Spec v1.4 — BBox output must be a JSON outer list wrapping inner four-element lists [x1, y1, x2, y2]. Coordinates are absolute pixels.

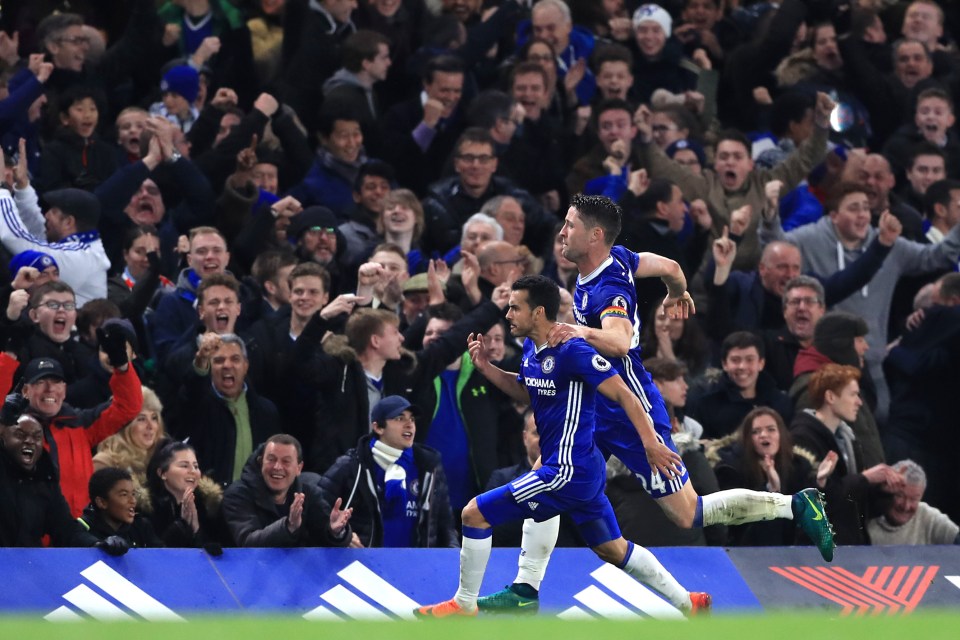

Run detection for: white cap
[[632, 4, 672, 37]]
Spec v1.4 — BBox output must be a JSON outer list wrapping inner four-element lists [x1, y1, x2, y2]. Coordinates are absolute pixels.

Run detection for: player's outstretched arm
[[548, 316, 633, 358], [597, 376, 683, 478], [468, 333, 529, 404]]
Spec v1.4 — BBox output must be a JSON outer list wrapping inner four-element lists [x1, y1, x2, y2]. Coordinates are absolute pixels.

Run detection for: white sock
[[701, 489, 793, 526], [621, 543, 690, 611], [514, 517, 559, 590], [454, 533, 492, 610]]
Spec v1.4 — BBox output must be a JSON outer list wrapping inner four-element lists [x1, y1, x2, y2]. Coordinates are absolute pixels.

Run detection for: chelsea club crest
[[542, 356, 555, 373]]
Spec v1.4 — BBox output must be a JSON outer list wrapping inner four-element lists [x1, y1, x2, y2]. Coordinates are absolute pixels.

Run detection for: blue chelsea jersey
[[572, 245, 669, 425], [518, 337, 617, 483]]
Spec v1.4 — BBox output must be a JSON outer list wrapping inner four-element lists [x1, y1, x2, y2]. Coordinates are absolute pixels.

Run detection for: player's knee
[[461, 499, 486, 527]]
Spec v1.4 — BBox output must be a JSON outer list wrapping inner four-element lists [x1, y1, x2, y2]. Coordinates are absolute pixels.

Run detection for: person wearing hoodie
[[790, 311, 885, 471], [78, 467, 163, 549], [321, 396, 458, 548], [222, 434, 354, 547], [322, 30, 391, 158], [761, 179, 960, 424], [790, 363, 904, 545]]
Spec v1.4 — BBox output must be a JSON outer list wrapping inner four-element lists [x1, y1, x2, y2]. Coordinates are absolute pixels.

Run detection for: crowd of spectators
[[0, 0, 957, 552]]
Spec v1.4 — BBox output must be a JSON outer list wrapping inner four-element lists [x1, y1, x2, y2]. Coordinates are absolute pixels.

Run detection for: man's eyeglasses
[[784, 297, 821, 308], [457, 154, 495, 164], [38, 301, 77, 311], [307, 226, 337, 235]]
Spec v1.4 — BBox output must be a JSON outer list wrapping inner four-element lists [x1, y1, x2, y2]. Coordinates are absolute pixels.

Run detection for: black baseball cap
[[22, 358, 65, 385], [43, 188, 101, 228]]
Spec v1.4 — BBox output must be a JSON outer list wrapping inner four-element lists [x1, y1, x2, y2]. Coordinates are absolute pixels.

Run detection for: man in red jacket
[[16, 324, 142, 516]]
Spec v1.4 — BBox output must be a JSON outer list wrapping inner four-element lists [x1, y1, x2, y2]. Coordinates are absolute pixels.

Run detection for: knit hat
[[632, 4, 672, 37], [812, 311, 868, 367], [10, 250, 58, 276], [160, 65, 200, 104], [288, 206, 338, 239], [666, 139, 707, 167]]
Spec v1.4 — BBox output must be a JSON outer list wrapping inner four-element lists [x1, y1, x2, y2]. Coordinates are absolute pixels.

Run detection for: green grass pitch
[[4, 612, 960, 640]]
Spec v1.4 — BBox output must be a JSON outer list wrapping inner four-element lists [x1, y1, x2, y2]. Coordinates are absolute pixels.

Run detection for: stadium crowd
[[0, 0, 957, 553]]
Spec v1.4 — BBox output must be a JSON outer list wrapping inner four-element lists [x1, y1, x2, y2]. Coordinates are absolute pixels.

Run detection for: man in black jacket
[[321, 396, 458, 548], [223, 435, 353, 547], [168, 333, 279, 486], [0, 403, 99, 548]]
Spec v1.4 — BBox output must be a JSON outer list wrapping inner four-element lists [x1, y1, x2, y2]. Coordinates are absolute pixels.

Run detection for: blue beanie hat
[[10, 250, 58, 276], [161, 65, 200, 104]]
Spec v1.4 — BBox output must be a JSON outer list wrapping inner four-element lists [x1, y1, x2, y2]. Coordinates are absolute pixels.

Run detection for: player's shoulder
[[557, 339, 615, 375]]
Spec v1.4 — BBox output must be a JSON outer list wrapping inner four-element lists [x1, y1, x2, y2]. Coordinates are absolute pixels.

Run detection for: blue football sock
[[693, 495, 704, 528]]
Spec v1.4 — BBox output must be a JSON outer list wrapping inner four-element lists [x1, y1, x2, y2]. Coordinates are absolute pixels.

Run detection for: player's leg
[[604, 419, 835, 560], [416, 485, 527, 618], [415, 497, 490, 617], [582, 499, 711, 615], [476, 516, 557, 613]]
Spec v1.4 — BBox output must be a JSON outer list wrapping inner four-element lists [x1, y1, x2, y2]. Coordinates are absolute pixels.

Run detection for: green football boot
[[793, 488, 836, 562], [476, 584, 540, 614]]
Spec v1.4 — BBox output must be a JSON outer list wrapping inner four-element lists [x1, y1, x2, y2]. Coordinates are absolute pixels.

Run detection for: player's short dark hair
[[721, 331, 765, 361], [633, 179, 676, 218], [89, 467, 132, 505], [512, 275, 560, 321], [570, 194, 622, 246], [922, 178, 960, 219], [769, 90, 815, 138], [342, 30, 390, 73], [354, 160, 395, 193]]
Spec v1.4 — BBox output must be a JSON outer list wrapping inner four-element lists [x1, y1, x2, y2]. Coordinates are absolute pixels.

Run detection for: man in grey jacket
[[760, 182, 960, 422]]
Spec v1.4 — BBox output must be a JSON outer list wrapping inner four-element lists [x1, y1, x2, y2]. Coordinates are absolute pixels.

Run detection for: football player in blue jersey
[[477, 195, 835, 613], [414, 275, 711, 618]]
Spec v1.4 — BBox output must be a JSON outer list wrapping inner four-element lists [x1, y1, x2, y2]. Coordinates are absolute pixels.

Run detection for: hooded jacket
[[222, 444, 352, 547], [321, 435, 458, 548], [0, 446, 99, 547]]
